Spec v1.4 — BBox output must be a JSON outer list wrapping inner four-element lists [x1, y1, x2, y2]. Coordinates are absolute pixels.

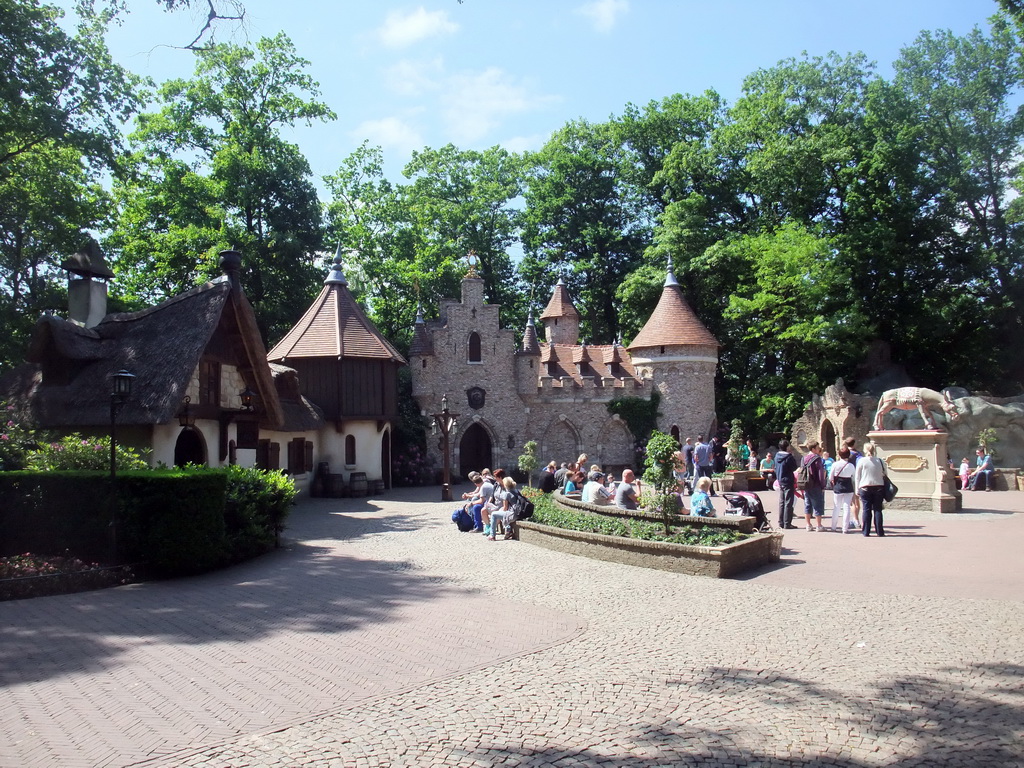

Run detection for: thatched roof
[[0, 276, 284, 429], [270, 363, 325, 432]]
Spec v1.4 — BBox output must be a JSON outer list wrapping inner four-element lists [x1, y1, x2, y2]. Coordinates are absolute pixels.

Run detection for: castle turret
[[540, 277, 580, 345], [516, 309, 541, 396], [627, 260, 719, 439]]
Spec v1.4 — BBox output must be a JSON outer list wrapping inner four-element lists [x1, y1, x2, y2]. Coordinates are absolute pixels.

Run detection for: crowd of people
[[453, 437, 1001, 540]]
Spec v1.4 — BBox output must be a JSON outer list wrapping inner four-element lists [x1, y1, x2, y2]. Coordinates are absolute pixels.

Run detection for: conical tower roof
[[539, 277, 579, 320], [409, 304, 434, 357], [267, 250, 406, 363], [520, 310, 540, 354], [627, 262, 718, 351]]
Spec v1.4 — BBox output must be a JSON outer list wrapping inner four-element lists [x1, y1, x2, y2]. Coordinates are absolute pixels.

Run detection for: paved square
[[1, 488, 1022, 767]]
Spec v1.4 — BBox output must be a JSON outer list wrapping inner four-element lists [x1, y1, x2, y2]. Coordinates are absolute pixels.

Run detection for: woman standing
[[828, 447, 858, 532], [854, 442, 888, 537]]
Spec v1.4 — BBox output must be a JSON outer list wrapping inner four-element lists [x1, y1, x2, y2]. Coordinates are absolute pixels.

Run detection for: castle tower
[[515, 310, 541, 396], [627, 261, 719, 440], [539, 277, 580, 345], [409, 304, 434, 398]]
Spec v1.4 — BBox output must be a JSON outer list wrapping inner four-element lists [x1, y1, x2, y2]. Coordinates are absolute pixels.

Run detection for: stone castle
[[410, 263, 719, 478]]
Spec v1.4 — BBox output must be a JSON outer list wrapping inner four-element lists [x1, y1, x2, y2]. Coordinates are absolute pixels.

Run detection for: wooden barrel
[[349, 472, 368, 497], [327, 474, 347, 498], [369, 479, 385, 496]]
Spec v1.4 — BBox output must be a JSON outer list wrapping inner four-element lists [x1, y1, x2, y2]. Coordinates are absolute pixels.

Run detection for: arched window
[[345, 435, 356, 466], [670, 425, 681, 445], [468, 332, 482, 363]]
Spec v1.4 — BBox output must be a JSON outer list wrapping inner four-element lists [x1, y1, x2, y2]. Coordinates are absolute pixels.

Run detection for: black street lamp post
[[431, 393, 459, 502], [109, 369, 135, 480]]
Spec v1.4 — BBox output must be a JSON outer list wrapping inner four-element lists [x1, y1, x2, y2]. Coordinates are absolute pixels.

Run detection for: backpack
[[796, 456, 815, 491], [510, 490, 535, 521], [451, 508, 475, 532]]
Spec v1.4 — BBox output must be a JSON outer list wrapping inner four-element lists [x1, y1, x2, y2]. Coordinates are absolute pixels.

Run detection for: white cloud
[[376, 7, 458, 49], [575, 0, 629, 33], [442, 67, 556, 145], [351, 117, 424, 156], [384, 57, 445, 96]]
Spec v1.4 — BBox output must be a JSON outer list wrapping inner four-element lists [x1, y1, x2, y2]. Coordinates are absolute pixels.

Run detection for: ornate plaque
[[886, 453, 928, 472], [467, 386, 485, 410]]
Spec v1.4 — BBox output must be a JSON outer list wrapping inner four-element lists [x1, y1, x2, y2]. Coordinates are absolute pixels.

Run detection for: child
[[959, 457, 970, 490], [689, 476, 716, 517]]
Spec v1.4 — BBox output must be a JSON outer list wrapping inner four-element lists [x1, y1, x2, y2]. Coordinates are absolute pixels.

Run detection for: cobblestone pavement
[[3, 488, 1024, 767]]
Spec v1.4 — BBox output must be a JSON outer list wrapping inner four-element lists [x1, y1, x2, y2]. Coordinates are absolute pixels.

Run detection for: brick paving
[[2, 487, 1023, 767]]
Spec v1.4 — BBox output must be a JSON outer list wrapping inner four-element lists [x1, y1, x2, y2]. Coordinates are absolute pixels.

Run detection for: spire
[[409, 303, 435, 357], [521, 309, 540, 354], [665, 255, 679, 287], [325, 243, 348, 285]]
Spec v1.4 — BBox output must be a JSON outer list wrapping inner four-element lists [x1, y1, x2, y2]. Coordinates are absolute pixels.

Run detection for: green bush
[[118, 470, 228, 575], [221, 465, 297, 562], [25, 434, 148, 472]]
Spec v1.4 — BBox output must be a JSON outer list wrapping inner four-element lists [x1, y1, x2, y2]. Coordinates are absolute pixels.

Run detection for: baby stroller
[[722, 491, 770, 531]]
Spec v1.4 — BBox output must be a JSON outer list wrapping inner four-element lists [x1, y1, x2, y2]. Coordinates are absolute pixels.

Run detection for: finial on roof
[[325, 243, 349, 285], [556, 275, 565, 286], [415, 303, 424, 324], [526, 309, 535, 326], [665, 254, 679, 287]]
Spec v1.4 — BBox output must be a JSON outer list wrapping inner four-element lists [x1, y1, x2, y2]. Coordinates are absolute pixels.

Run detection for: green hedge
[[528, 490, 746, 547], [0, 467, 296, 577]]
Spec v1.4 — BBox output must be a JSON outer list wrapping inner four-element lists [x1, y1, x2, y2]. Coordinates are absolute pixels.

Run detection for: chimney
[[219, 248, 242, 290], [62, 239, 114, 329]]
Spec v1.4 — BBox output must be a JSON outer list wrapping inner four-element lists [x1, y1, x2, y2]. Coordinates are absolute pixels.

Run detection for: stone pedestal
[[869, 430, 962, 513]]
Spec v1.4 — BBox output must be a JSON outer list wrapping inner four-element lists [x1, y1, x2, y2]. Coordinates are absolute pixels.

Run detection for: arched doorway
[[381, 429, 392, 489], [459, 422, 492, 478], [174, 427, 207, 466], [820, 419, 837, 456]]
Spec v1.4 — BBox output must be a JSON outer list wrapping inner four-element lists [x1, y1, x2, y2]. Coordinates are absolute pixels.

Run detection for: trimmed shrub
[[221, 465, 296, 562]]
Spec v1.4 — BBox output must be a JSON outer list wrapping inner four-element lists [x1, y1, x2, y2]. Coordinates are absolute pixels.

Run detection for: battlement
[[536, 375, 648, 397]]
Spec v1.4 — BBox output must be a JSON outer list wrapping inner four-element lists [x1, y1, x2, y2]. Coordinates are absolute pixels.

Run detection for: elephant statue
[[873, 387, 960, 431]]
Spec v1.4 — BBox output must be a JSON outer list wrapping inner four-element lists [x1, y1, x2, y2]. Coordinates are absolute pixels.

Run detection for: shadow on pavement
[[0, 506, 456, 687]]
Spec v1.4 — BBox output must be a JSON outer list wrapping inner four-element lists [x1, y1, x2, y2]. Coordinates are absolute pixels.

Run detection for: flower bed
[[519, 490, 782, 578], [0, 554, 135, 602]]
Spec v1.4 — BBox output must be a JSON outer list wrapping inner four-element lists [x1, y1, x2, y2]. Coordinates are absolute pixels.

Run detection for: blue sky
[[103, 0, 998, 182]]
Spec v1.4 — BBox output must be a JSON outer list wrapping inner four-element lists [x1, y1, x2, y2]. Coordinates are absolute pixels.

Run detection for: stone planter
[[516, 521, 783, 578], [712, 475, 735, 493], [1016, 475, 1024, 491]]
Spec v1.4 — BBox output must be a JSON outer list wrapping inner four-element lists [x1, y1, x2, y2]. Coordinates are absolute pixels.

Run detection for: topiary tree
[[518, 440, 539, 487], [727, 418, 744, 468], [642, 430, 679, 535]]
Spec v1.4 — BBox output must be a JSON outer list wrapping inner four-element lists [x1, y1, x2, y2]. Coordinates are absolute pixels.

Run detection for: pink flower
[[1, 435, 7, 441]]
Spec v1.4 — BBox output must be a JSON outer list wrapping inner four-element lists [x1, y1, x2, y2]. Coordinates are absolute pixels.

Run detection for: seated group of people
[[457, 468, 520, 540], [557, 462, 642, 510]]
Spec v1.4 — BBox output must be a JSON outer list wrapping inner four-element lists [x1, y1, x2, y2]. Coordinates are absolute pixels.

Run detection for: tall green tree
[[108, 33, 334, 341], [403, 144, 526, 327], [522, 120, 649, 343]]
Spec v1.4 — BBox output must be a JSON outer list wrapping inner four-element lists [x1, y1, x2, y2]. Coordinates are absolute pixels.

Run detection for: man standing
[[614, 468, 641, 510], [775, 440, 799, 529], [694, 434, 713, 488], [682, 437, 695, 490], [801, 441, 827, 531]]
